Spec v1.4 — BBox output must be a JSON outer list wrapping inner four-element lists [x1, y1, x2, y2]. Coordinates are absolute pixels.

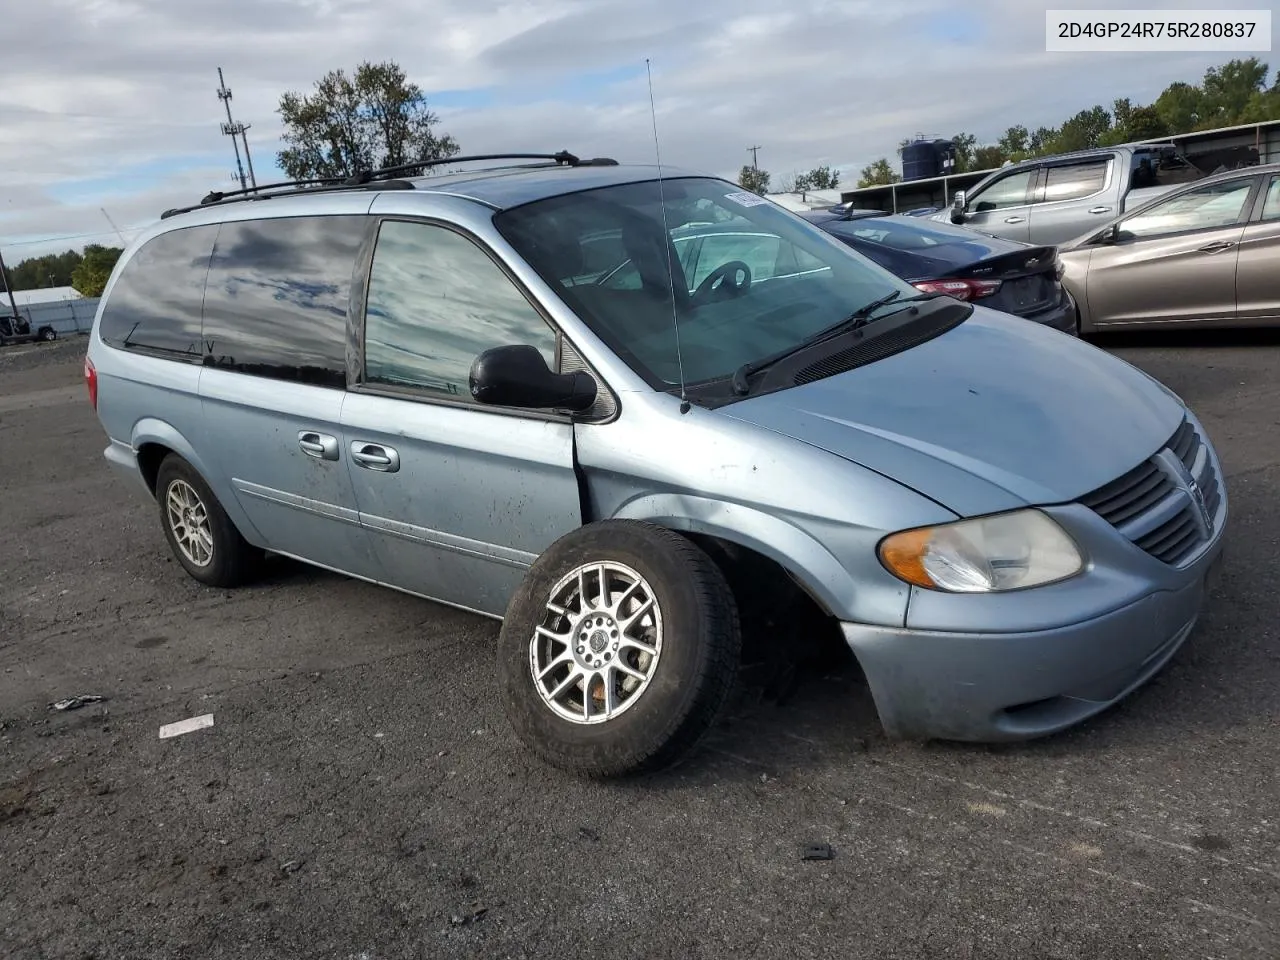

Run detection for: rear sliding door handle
[[1003, 216, 1026, 224], [350, 441, 400, 473], [298, 431, 339, 461], [1197, 240, 1236, 254]]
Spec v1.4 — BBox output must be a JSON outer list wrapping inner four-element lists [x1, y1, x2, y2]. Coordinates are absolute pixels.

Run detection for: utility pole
[[216, 68, 255, 191], [747, 145, 761, 170], [0, 248, 20, 320]]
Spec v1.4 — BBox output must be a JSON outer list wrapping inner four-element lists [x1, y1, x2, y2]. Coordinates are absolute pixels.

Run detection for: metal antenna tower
[[216, 68, 257, 190]]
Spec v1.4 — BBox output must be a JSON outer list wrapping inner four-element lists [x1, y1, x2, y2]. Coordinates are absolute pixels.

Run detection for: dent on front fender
[[607, 492, 912, 627]]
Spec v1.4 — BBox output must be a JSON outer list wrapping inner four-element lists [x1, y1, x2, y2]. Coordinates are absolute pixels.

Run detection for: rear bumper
[[104, 440, 152, 498], [1019, 291, 1077, 333], [841, 540, 1224, 742]]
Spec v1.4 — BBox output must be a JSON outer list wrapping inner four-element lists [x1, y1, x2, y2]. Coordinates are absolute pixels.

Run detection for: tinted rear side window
[[1042, 160, 1109, 203], [202, 215, 366, 388], [98, 225, 218, 360]]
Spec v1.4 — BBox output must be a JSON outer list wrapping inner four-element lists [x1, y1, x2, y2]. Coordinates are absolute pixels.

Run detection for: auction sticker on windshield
[[724, 191, 770, 207]]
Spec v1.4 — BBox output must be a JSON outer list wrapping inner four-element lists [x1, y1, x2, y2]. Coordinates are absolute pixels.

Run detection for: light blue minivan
[[85, 152, 1227, 776]]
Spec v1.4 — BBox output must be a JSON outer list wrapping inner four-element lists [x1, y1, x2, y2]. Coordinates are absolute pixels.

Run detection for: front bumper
[[842, 534, 1225, 743]]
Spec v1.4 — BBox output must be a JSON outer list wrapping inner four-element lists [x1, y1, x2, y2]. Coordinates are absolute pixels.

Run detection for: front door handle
[[350, 441, 400, 473], [1197, 240, 1236, 254], [1004, 216, 1026, 224], [298, 431, 339, 461], [1089, 206, 1112, 214]]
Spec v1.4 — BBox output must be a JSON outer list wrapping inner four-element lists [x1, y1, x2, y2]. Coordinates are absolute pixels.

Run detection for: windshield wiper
[[730, 289, 916, 396]]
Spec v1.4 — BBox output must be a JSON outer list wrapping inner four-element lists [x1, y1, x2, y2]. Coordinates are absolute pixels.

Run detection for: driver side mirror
[[950, 190, 967, 223], [469, 344, 597, 412], [1095, 223, 1121, 245]]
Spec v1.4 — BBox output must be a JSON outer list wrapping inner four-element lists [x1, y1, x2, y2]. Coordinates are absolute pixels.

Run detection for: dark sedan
[[799, 208, 1078, 334]]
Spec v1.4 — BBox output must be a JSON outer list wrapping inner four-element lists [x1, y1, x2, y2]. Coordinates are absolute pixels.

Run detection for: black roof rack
[[160, 150, 619, 220]]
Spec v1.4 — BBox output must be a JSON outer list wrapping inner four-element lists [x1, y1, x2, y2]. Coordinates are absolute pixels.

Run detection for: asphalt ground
[[1, 331, 1277, 960]]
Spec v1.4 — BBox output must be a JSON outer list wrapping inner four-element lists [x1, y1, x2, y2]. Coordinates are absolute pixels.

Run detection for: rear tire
[[497, 520, 741, 778], [155, 454, 261, 588]]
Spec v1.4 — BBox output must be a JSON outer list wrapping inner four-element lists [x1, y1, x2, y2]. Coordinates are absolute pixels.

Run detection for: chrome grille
[[1079, 417, 1221, 566]]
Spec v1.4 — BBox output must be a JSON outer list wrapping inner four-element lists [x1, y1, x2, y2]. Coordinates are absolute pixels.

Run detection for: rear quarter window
[[201, 215, 367, 388], [98, 225, 219, 360]]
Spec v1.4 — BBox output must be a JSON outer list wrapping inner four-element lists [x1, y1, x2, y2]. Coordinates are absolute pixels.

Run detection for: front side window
[[363, 220, 557, 400], [493, 177, 917, 391], [1041, 159, 1109, 203], [970, 170, 1035, 212], [1119, 179, 1255, 239]]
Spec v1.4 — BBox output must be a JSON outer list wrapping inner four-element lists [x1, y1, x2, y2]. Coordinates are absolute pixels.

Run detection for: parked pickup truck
[[932, 145, 1206, 247]]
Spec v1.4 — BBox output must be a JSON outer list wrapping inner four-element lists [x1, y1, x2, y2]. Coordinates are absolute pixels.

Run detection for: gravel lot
[[2, 331, 1277, 960]]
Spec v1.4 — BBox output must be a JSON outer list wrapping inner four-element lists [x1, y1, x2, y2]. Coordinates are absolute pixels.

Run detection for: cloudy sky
[[1, 0, 1275, 264]]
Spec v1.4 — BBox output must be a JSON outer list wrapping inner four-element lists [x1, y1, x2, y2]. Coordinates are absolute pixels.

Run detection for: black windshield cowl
[[731, 290, 931, 397]]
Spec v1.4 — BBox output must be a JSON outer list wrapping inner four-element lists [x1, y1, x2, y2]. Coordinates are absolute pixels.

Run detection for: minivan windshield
[[493, 177, 919, 392]]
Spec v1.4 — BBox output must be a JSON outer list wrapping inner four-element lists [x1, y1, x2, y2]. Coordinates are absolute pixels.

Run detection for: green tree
[[857, 158, 900, 188], [794, 165, 841, 191], [277, 60, 459, 180], [972, 145, 1007, 169], [1049, 105, 1112, 152], [3, 250, 83, 291], [1126, 105, 1169, 140], [1154, 81, 1205, 134], [949, 132, 978, 172], [70, 245, 122, 298], [997, 125, 1030, 159], [738, 165, 771, 194], [1027, 126, 1058, 156], [1200, 57, 1270, 127], [1237, 70, 1280, 122]]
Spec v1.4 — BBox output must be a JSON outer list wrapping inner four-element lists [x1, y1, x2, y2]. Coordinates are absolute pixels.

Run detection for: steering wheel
[[692, 260, 752, 304]]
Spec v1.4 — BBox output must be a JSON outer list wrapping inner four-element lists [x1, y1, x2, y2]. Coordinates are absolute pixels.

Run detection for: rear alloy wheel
[[498, 521, 741, 778], [155, 454, 261, 588]]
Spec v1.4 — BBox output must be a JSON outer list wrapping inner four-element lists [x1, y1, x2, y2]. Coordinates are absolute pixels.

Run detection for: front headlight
[[878, 509, 1084, 593]]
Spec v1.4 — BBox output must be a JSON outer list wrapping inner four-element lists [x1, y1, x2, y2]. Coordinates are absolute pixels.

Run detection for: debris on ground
[[449, 906, 489, 926], [49, 695, 106, 712], [158, 713, 214, 739], [801, 843, 835, 861]]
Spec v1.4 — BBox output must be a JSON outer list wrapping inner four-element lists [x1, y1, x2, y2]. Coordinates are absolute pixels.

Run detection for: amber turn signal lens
[[878, 528, 936, 589]]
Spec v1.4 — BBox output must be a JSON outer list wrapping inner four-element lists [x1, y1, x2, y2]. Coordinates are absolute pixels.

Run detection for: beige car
[[1058, 162, 1280, 333]]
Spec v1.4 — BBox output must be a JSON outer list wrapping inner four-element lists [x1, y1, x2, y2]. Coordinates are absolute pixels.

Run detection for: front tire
[[497, 520, 741, 778], [39, 326, 57, 342], [155, 454, 261, 588]]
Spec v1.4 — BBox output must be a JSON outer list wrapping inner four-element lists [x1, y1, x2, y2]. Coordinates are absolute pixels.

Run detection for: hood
[[721, 306, 1184, 517]]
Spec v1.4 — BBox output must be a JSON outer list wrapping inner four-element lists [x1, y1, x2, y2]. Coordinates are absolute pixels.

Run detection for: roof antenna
[[645, 58, 691, 415]]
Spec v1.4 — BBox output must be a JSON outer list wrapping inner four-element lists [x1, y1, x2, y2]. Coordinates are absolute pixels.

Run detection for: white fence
[[10, 297, 100, 336]]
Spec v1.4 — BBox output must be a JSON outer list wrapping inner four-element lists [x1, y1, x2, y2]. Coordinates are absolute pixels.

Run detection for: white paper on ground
[[158, 713, 215, 739]]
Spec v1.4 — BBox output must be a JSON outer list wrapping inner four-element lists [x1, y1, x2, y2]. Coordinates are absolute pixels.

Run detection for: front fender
[[609, 492, 905, 624], [130, 417, 266, 547]]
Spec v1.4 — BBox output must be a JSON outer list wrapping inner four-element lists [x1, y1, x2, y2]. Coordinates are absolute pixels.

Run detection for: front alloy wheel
[[531, 562, 663, 724], [498, 520, 741, 778]]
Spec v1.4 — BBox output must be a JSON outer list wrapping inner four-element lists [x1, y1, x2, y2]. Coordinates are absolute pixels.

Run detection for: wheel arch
[[130, 418, 266, 547], [607, 493, 857, 622]]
